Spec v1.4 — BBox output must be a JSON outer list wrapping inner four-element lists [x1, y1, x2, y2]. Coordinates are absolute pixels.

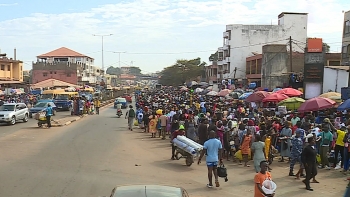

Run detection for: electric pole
[[93, 34, 113, 75], [289, 36, 293, 72]]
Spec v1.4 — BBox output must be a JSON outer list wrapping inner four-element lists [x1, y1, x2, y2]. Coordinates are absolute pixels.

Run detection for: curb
[[52, 99, 115, 127]]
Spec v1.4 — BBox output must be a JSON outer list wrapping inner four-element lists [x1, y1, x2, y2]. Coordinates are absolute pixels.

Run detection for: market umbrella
[[328, 96, 342, 103], [218, 89, 231, 97], [206, 86, 213, 90], [186, 81, 198, 87], [277, 97, 305, 110], [199, 82, 209, 86], [262, 92, 289, 102], [276, 88, 303, 97], [234, 89, 244, 94], [245, 91, 271, 102], [239, 92, 253, 100], [319, 92, 341, 98], [200, 89, 210, 95], [207, 91, 218, 96], [229, 92, 241, 99], [337, 99, 350, 111], [298, 97, 336, 113], [180, 86, 188, 91]]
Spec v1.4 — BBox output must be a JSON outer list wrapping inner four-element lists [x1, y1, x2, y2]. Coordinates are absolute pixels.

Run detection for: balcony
[[223, 44, 229, 51], [218, 47, 224, 52], [225, 57, 230, 62], [223, 31, 229, 38]]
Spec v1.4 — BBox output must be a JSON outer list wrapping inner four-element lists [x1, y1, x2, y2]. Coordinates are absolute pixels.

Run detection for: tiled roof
[[31, 79, 76, 88], [37, 47, 92, 59]]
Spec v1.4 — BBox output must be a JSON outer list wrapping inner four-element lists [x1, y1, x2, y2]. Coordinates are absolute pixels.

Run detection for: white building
[[80, 65, 104, 84], [218, 12, 308, 80]]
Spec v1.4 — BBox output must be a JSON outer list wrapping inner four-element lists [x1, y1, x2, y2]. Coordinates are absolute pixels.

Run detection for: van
[[54, 92, 78, 111]]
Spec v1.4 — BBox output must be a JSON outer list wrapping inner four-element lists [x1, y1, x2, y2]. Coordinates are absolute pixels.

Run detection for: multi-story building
[[32, 47, 102, 85], [342, 10, 350, 65], [218, 12, 308, 80], [0, 52, 23, 82]]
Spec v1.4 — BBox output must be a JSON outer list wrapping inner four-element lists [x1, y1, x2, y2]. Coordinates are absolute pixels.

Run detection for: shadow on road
[[152, 160, 195, 172]]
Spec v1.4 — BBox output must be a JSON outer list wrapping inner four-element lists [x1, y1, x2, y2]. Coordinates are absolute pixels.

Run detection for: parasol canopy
[[337, 99, 350, 111], [218, 89, 231, 97], [245, 91, 271, 102], [298, 97, 336, 113], [319, 92, 341, 98], [262, 93, 289, 102], [195, 88, 203, 93], [207, 91, 218, 96], [277, 97, 305, 110], [276, 88, 303, 97], [229, 92, 241, 99], [239, 92, 253, 100]]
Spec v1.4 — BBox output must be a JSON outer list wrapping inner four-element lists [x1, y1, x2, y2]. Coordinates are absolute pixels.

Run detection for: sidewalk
[[50, 99, 115, 127]]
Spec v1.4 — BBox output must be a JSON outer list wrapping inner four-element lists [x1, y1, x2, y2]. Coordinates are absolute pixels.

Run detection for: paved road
[[0, 111, 71, 136], [0, 106, 347, 197]]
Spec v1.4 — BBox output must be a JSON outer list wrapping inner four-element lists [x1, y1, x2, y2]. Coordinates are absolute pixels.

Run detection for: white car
[[0, 103, 29, 125]]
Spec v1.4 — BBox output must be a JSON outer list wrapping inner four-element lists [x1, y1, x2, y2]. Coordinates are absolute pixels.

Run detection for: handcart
[[175, 147, 196, 166], [34, 112, 57, 128]]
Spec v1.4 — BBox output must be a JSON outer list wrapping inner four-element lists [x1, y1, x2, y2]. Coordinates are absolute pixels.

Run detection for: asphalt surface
[[0, 111, 71, 135], [0, 106, 347, 197]]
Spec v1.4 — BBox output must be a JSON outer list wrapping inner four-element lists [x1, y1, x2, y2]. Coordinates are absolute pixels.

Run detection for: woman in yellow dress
[[149, 113, 158, 138], [262, 128, 274, 171]]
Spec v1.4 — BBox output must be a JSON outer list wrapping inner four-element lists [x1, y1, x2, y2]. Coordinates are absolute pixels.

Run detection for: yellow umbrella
[[319, 92, 341, 98], [328, 96, 342, 103], [156, 109, 163, 115], [277, 97, 305, 110]]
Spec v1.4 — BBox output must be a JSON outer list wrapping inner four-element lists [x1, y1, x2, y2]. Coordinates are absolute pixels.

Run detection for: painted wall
[[220, 13, 307, 79], [32, 70, 78, 85], [323, 68, 348, 93]]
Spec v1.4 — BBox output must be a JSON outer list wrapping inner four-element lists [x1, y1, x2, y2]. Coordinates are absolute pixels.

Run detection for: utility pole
[[93, 34, 113, 75], [111, 51, 126, 67], [289, 36, 293, 72]]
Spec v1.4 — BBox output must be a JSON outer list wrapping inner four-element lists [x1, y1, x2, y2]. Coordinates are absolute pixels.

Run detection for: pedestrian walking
[[301, 136, 318, 191], [94, 98, 101, 115], [198, 130, 223, 188], [125, 105, 135, 131]]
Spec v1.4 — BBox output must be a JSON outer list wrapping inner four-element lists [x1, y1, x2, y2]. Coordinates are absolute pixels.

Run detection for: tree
[[129, 67, 142, 75], [158, 58, 207, 86], [323, 43, 330, 53], [106, 66, 121, 75]]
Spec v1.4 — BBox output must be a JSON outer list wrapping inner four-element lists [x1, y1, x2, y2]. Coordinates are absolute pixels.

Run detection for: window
[[50, 71, 53, 74], [7, 65, 10, 71], [54, 71, 57, 74], [344, 20, 350, 35], [343, 46, 348, 58], [0, 65, 4, 71], [43, 72, 47, 77], [20, 66, 22, 71], [67, 73, 71, 77]]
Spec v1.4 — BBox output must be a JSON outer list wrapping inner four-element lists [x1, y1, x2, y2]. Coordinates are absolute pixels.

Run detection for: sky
[[0, 0, 349, 73]]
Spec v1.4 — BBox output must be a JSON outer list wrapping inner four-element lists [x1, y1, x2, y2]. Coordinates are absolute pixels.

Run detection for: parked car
[[114, 97, 127, 109], [108, 185, 189, 197], [29, 102, 57, 118], [0, 103, 29, 125]]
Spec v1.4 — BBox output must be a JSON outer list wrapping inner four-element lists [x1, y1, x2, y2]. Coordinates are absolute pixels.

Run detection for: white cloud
[[0, 3, 18, 6], [0, 0, 349, 72]]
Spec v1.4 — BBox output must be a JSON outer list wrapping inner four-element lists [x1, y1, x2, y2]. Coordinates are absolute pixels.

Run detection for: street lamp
[[93, 34, 113, 75], [111, 51, 126, 67]]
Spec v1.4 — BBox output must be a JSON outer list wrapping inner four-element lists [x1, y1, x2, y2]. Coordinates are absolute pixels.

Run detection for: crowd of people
[[125, 86, 350, 196]]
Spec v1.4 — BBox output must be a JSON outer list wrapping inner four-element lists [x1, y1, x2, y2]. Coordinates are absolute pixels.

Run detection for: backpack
[[128, 109, 135, 118]]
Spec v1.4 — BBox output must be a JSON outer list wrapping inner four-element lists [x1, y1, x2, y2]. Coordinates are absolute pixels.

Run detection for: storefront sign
[[307, 38, 323, 53], [303, 64, 324, 82], [305, 53, 324, 64]]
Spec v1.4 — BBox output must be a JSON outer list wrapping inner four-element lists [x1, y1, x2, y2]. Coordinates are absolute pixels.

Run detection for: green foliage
[[106, 66, 121, 75], [158, 58, 207, 86], [323, 43, 330, 53], [129, 67, 142, 75], [209, 51, 218, 61]]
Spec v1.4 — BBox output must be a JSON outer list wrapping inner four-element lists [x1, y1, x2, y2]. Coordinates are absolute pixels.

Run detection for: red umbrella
[[218, 89, 231, 97], [276, 88, 303, 97], [262, 93, 289, 102], [298, 97, 336, 113], [245, 91, 271, 102]]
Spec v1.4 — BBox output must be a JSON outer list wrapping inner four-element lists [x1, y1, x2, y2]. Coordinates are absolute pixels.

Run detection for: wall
[[224, 13, 307, 79], [0, 59, 23, 81], [323, 68, 348, 93], [32, 69, 78, 84], [261, 45, 289, 90], [342, 10, 350, 65]]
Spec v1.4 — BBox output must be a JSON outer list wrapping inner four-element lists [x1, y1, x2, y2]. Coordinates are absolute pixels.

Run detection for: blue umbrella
[[337, 99, 350, 111], [239, 92, 253, 100], [272, 88, 282, 92]]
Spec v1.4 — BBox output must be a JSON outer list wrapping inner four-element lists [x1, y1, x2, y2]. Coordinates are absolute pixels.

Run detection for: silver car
[[109, 185, 190, 197], [0, 103, 29, 125]]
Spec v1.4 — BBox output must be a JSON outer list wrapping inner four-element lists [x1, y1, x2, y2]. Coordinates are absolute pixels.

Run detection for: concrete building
[[205, 62, 218, 84], [32, 47, 102, 85], [218, 12, 308, 80], [0, 52, 23, 82], [342, 10, 350, 65]]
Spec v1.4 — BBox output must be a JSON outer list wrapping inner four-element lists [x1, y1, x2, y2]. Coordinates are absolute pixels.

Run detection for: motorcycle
[[116, 109, 123, 118]]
